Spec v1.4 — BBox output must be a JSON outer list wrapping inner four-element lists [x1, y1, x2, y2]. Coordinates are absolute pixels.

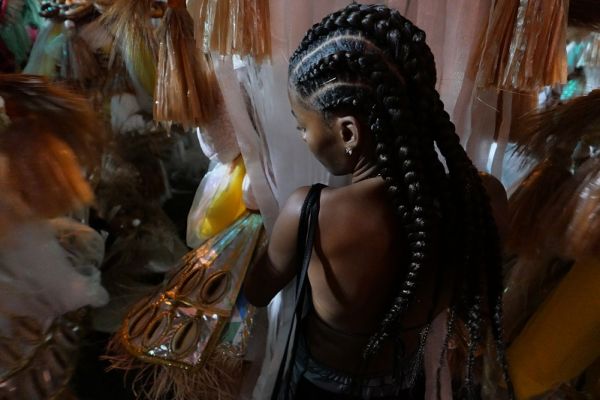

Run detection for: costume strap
[[271, 183, 325, 400]]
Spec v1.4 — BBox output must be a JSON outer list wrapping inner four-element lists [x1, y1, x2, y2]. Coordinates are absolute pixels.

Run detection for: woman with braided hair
[[245, 4, 513, 399]]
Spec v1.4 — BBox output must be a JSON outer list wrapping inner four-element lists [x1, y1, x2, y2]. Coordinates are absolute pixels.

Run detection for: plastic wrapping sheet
[[23, 20, 64, 77], [212, 57, 278, 232], [195, 93, 241, 163], [186, 157, 247, 248], [0, 222, 109, 323], [49, 217, 105, 281]]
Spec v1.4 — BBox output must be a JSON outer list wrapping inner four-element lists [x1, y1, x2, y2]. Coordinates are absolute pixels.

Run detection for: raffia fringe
[[513, 89, 600, 159], [189, 0, 271, 61], [153, 2, 219, 129], [475, 0, 567, 91], [507, 157, 572, 256], [105, 335, 243, 400]]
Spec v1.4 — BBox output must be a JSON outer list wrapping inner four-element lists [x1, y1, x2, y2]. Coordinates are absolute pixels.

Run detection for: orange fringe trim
[[475, 0, 567, 90], [189, 0, 271, 61], [105, 335, 243, 400], [153, 1, 219, 129]]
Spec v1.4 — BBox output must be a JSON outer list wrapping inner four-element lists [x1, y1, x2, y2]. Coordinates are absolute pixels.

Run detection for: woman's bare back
[[305, 178, 448, 374]]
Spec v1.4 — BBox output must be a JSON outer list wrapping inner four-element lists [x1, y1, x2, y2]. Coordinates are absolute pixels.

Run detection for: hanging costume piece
[[507, 256, 600, 399], [107, 212, 265, 400], [99, 0, 159, 96], [0, 74, 103, 220], [153, 0, 219, 129], [0, 0, 41, 70], [476, 0, 568, 91], [0, 73, 109, 398], [504, 89, 600, 398], [514, 89, 600, 161], [504, 155, 572, 257], [60, 20, 101, 89], [0, 218, 109, 399], [188, 0, 271, 61]]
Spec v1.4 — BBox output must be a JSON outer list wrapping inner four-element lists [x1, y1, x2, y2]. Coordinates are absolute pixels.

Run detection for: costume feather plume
[[0, 74, 103, 165], [153, 0, 218, 129], [542, 157, 600, 258], [0, 74, 104, 218], [506, 157, 573, 256], [476, 0, 568, 90], [569, 0, 600, 30], [513, 89, 600, 160], [99, 0, 158, 96]]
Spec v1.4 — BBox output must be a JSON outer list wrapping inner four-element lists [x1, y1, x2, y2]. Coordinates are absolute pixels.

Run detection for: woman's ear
[[334, 115, 361, 153]]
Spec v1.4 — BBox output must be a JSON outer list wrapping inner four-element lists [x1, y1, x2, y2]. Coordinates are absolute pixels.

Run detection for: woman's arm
[[243, 187, 310, 306]]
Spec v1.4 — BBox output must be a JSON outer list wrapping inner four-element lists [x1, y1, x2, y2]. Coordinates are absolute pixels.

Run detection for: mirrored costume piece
[[109, 212, 265, 400]]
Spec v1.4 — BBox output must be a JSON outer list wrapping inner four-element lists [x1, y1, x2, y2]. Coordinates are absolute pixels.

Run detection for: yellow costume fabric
[[507, 256, 600, 399], [198, 157, 247, 240]]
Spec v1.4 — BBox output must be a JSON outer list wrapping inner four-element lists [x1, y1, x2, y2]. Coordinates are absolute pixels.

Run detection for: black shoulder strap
[[271, 183, 325, 400]]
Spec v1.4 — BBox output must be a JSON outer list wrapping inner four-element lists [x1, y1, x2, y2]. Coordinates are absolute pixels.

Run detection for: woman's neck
[[351, 155, 380, 183]]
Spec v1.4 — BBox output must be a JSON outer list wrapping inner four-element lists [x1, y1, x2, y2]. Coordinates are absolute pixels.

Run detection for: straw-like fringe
[[0, 74, 104, 167], [189, 0, 271, 60], [475, 0, 520, 88], [540, 157, 600, 258], [153, 1, 219, 129], [508, 91, 538, 143], [513, 89, 600, 160], [106, 334, 242, 400], [569, 0, 600, 30], [477, 0, 567, 90], [99, 0, 158, 95], [60, 26, 100, 89], [210, 0, 232, 55], [234, 0, 271, 62], [506, 157, 572, 256]]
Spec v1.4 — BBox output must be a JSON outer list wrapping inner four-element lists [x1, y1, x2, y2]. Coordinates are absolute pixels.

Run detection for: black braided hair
[[288, 4, 513, 399]]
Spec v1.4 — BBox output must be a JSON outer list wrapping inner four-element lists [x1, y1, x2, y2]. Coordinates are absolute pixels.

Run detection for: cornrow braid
[[289, 4, 513, 398]]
